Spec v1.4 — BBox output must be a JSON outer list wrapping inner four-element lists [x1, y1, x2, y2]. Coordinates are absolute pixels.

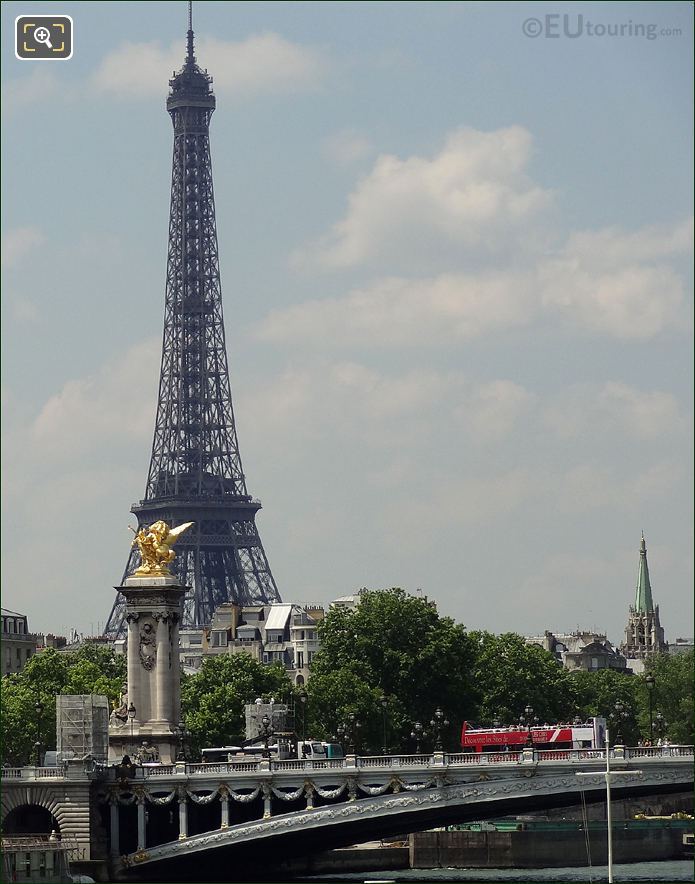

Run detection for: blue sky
[[2, 1, 692, 642]]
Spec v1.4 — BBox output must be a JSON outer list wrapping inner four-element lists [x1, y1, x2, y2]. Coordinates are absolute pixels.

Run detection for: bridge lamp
[[299, 690, 308, 743], [34, 700, 44, 766], [346, 712, 361, 755], [410, 721, 425, 755], [521, 704, 535, 745], [379, 696, 388, 756], [430, 707, 449, 753], [613, 701, 627, 745], [260, 714, 273, 758], [654, 712, 667, 742], [645, 673, 655, 742], [127, 702, 136, 749]]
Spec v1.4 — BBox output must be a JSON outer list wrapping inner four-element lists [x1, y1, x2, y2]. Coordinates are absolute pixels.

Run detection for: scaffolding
[[56, 695, 109, 762]]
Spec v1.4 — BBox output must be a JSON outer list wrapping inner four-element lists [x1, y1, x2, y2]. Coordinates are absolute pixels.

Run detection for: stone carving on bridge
[[139, 621, 157, 670], [110, 685, 129, 727], [270, 784, 306, 801]]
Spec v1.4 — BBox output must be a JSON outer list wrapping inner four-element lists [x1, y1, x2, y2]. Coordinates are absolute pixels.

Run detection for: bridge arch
[[3, 804, 60, 835], [1, 787, 66, 834]]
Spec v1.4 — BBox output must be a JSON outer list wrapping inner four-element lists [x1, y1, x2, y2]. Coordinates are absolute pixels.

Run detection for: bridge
[[2, 746, 691, 880]]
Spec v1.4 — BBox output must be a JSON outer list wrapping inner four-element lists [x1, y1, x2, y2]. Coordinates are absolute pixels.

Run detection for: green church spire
[[634, 531, 655, 613]]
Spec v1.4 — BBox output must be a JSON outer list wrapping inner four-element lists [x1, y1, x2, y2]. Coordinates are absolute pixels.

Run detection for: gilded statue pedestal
[[109, 521, 192, 765]]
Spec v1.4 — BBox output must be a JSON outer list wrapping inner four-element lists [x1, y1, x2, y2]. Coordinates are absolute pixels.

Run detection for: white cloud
[[29, 338, 159, 461], [543, 382, 685, 442], [562, 218, 693, 270], [539, 260, 686, 340], [1, 69, 63, 115], [10, 296, 40, 323], [459, 380, 536, 443], [265, 214, 690, 347], [296, 126, 551, 269], [321, 129, 374, 166], [1, 227, 45, 269], [538, 218, 691, 339], [259, 270, 535, 347], [93, 34, 326, 98]]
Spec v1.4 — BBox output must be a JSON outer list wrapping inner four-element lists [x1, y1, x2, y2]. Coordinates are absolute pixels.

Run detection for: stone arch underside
[[123, 769, 691, 876], [2, 787, 65, 831]]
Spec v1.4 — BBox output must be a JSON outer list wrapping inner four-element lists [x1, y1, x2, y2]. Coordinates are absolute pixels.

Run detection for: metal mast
[[105, 3, 281, 638]]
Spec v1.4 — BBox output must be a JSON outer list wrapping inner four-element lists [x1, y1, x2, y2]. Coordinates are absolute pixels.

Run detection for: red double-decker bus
[[460, 717, 606, 752]]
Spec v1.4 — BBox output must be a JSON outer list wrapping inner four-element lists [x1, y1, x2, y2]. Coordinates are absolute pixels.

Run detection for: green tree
[[470, 632, 576, 726], [307, 588, 478, 753], [0, 646, 126, 765], [637, 652, 694, 745], [181, 654, 294, 759], [571, 668, 640, 744]]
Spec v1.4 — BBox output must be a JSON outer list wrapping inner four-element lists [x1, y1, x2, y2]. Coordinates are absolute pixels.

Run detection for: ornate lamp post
[[298, 690, 308, 743], [654, 712, 667, 742], [520, 704, 535, 746], [613, 701, 627, 745], [260, 714, 273, 759], [346, 712, 361, 755], [175, 723, 187, 761], [128, 702, 136, 751], [380, 696, 389, 756], [336, 723, 346, 753], [430, 707, 450, 753], [410, 721, 426, 755], [34, 700, 44, 767], [645, 673, 655, 742]]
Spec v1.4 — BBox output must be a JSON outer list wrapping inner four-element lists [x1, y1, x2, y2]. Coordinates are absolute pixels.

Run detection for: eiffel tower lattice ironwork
[[104, 6, 281, 638]]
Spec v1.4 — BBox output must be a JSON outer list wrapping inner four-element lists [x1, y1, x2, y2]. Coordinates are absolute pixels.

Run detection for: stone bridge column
[[155, 613, 171, 722], [136, 790, 147, 851], [109, 791, 120, 859], [262, 784, 272, 819], [219, 787, 229, 829], [178, 787, 188, 840]]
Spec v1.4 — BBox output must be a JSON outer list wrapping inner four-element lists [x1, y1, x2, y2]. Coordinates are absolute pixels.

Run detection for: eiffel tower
[[104, 3, 281, 638]]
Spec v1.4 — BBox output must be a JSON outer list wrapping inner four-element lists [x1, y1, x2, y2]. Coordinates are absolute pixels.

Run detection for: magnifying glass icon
[[34, 26, 53, 49]]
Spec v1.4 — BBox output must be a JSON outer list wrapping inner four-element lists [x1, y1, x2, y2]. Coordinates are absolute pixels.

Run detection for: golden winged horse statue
[[129, 520, 194, 577]]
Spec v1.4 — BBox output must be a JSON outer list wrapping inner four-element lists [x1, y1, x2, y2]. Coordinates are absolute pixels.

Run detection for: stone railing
[[127, 744, 694, 782], [9, 745, 690, 786], [1, 766, 66, 780]]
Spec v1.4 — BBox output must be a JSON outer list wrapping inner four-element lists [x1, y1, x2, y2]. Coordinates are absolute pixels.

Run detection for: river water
[[304, 859, 693, 882]]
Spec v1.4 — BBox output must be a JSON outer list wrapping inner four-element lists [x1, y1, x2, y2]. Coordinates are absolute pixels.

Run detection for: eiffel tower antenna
[[104, 5, 281, 638], [186, 1, 194, 66]]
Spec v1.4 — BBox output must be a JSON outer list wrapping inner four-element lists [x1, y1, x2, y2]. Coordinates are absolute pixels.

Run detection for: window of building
[[212, 630, 227, 648], [296, 651, 304, 668]]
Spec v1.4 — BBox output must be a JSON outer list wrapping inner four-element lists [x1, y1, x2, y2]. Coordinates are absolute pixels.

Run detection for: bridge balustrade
[[143, 765, 177, 777], [1, 766, 66, 780]]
